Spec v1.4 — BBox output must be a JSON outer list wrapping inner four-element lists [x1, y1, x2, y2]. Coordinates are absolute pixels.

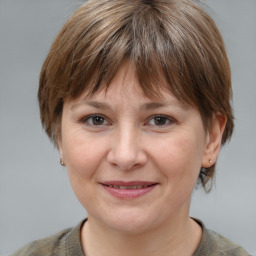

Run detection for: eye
[[147, 115, 174, 127], [82, 115, 109, 126]]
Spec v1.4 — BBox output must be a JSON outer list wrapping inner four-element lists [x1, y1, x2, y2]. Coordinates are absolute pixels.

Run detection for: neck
[[81, 215, 202, 256]]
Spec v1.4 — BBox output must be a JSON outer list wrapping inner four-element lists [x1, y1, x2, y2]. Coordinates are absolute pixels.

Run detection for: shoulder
[[193, 219, 250, 256], [206, 229, 250, 256], [10, 228, 72, 256], [10, 220, 85, 256]]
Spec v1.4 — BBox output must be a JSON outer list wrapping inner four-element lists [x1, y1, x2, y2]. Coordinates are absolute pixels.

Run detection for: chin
[[92, 207, 161, 235]]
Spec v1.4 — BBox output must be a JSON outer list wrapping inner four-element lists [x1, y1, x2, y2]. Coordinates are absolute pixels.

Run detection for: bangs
[[63, 1, 199, 106]]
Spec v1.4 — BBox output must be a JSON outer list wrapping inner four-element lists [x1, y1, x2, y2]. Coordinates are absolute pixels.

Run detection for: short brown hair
[[38, 0, 234, 191]]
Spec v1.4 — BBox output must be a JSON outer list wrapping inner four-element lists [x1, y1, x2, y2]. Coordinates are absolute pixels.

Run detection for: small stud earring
[[60, 160, 65, 166], [209, 160, 213, 164]]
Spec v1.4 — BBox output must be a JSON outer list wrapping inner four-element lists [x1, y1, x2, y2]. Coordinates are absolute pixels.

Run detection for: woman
[[11, 0, 249, 255]]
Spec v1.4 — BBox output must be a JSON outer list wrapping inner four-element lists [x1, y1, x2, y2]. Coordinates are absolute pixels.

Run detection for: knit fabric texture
[[11, 219, 249, 256]]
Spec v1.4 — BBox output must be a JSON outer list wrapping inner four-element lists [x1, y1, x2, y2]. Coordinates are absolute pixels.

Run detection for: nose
[[107, 126, 147, 171]]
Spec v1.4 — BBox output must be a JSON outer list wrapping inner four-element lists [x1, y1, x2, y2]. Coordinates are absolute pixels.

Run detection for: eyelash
[[80, 114, 175, 128]]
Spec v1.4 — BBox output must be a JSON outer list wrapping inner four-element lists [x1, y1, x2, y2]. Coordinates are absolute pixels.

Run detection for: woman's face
[[59, 62, 215, 234]]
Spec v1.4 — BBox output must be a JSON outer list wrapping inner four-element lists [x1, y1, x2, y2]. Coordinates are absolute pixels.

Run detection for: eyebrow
[[140, 101, 188, 111], [71, 101, 112, 110], [72, 100, 188, 111], [140, 102, 167, 110]]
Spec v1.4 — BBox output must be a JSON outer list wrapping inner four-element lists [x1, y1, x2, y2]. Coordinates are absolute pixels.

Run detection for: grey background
[[0, 0, 255, 255]]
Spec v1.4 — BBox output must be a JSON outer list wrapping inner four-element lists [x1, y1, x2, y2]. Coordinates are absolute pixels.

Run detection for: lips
[[100, 181, 158, 199], [105, 184, 151, 189]]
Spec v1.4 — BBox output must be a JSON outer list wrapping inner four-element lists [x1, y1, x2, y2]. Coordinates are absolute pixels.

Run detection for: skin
[[58, 62, 226, 256]]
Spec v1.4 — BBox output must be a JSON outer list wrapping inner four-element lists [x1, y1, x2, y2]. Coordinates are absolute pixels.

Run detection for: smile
[[100, 181, 158, 199], [105, 185, 151, 189]]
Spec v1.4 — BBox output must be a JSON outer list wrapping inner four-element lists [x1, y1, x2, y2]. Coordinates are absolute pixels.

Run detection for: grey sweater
[[11, 219, 249, 256]]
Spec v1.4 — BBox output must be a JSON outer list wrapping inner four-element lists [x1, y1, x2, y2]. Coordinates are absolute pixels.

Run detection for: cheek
[[62, 130, 107, 179], [61, 132, 108, 206], [151, 135, 203, 182]]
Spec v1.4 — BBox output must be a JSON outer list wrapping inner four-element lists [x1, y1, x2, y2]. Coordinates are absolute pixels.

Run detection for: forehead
[[69, 62, 190, 112]]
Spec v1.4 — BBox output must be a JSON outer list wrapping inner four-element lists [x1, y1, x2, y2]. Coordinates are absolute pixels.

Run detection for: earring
[[60, 160, 65, 166], [209, 160, 213, 164]]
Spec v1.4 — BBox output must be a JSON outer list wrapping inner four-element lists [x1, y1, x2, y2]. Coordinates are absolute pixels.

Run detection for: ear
[[57, 136, 64, 161], [201, 114, 227, 168]]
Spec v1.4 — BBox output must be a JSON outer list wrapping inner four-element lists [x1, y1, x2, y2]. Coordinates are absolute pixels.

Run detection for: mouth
[[105, 184, 152, 189], [100, 181, 158, 199]]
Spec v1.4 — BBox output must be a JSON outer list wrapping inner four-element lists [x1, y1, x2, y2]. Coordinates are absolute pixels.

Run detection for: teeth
[[107, 185, 150, 189]]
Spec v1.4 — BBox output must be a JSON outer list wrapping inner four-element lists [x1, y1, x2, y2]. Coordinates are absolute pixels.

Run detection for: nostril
[[106, 149, 147, 171]]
